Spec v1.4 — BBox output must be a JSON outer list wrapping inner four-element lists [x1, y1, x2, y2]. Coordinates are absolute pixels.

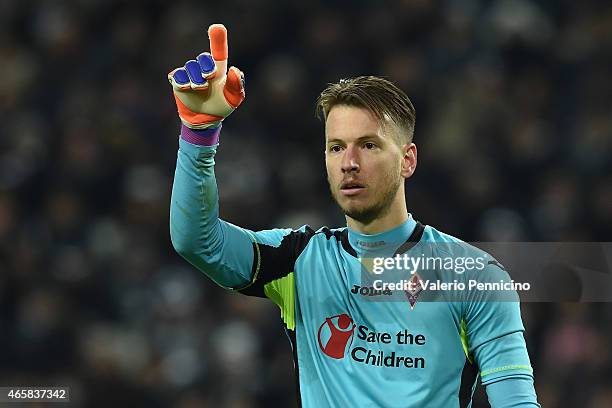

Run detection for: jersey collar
[[347, 216, 418, 255]]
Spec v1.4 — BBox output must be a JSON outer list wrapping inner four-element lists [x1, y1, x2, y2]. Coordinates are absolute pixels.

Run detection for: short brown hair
[[315, 76, 416, 142]]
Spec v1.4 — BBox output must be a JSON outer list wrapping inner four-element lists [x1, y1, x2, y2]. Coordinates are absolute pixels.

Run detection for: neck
[[347, 215, 417, 256], [346, 193, 409, 234]]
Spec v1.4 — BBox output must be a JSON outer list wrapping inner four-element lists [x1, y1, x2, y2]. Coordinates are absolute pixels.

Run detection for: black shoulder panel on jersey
[[394, 221, 426, 255], [318, 222, 426, 259], [319, 227, 357, 258], [239, 226, 316, 297], [338, 229, 357, 257]]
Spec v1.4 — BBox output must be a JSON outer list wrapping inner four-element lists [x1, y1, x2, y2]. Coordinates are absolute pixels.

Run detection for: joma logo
[[351, 284, 392, 296]]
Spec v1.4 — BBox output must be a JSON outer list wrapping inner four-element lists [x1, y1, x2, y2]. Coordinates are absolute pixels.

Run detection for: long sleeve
[[169, 125, 315, 312], [169, 126, 256, 289], [485, 375, 541, 407], [462, 261, 540, 406]]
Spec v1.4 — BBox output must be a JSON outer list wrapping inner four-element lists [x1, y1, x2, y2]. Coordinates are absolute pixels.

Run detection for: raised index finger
[[208, 24, 228, 61]]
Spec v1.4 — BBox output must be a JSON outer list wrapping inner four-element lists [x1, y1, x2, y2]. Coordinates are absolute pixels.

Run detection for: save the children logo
[[317, 313, 427, 368], [317, 313, 356, 359]]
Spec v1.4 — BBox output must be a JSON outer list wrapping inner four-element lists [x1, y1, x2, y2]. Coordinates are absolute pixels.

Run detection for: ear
[[400, 143, 417, 179]]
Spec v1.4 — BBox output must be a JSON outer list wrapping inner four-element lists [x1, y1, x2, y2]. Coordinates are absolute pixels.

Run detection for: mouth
[[340, 181, 366, 196]]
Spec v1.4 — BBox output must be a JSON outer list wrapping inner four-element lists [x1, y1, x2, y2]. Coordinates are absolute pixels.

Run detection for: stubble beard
[[328, 168, 403, 225]]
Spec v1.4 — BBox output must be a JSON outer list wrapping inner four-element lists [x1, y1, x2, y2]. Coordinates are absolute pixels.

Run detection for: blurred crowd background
[[1, 0, 611, 406]]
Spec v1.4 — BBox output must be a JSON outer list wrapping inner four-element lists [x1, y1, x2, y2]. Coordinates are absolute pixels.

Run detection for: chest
[[295, 245, 462, 340]]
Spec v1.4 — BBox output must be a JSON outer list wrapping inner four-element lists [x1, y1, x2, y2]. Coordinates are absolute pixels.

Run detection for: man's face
[[325, 105, 405, 224]]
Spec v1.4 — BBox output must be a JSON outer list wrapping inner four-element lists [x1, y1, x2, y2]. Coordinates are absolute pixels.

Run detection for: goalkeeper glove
[[168, 24, 245, 129]]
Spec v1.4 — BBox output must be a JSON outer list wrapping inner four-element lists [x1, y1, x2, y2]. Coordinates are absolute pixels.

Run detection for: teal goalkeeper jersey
[[170, 134, 539, 407]]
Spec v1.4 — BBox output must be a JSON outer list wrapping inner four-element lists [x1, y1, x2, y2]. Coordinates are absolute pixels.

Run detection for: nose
[[341, 145, 360, 173]]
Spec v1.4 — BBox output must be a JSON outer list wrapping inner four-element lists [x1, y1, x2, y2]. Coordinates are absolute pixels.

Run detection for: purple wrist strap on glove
[[180, 123, 221, 146]]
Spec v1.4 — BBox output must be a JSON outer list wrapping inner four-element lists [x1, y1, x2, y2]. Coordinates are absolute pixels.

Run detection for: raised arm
[[167, 25, 314, 316], [168, 24, 254, 289]]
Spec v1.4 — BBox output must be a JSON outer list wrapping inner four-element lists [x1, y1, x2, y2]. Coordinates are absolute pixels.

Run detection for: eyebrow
[[326, 134, 383, 144]]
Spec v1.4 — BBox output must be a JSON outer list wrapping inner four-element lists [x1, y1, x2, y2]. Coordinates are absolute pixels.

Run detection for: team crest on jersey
[[404, 273, 424, 309]]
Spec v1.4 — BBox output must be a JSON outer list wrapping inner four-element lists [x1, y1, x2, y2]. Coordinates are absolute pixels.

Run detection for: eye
[[329, 145, 343, 153], [364, 142, 377, 150]]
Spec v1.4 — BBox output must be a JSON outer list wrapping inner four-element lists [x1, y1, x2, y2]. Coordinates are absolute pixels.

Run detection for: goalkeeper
[[168, 24, 540, 407]]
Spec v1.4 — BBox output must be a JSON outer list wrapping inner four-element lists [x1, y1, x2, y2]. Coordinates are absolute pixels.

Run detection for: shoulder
[[315, 225, 348, 240], [277, 225, 358, 259], [421, 224, 502, 268], [250, 224, 316, 247], [421, 224, 465, 244], [309, 225, 353, 251], [252, 224, 350, 252]]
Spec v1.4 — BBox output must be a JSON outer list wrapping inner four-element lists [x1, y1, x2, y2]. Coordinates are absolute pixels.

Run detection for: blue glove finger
[[197, 52, 217, 78], [168, 68, 191, 90], [185, 59, 208, 89], [172, 68, 190, 85]]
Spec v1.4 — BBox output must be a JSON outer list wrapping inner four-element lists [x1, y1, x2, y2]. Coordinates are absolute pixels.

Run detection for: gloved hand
[[168, 24, 245, 129]]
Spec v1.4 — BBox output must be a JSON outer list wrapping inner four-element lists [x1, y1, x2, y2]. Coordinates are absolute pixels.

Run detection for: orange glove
[[168, 24, 245, 129]]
